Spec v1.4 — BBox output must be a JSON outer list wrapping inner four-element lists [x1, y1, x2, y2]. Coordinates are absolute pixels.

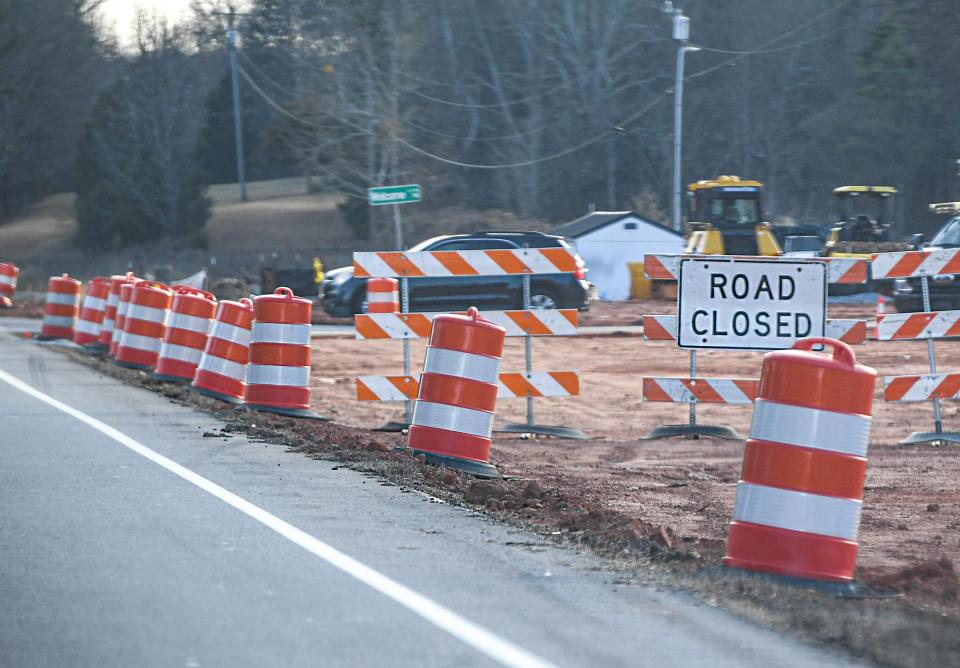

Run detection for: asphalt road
[[0, 333, 862, 667]]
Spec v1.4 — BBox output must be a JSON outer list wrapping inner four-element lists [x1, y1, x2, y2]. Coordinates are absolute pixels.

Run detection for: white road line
[[0, 367, 556, 668]]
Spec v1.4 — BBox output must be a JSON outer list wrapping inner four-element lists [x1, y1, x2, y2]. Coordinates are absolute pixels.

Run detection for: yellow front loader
[[684, 175, 782, 256]]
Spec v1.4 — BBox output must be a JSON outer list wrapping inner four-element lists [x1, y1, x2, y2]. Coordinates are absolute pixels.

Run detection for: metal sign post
[[368, 184, 421, 251], [402, 275, 412, 426]]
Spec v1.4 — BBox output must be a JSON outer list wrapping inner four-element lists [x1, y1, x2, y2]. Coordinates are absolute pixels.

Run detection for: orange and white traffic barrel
[[115, 282, 173, 369], [40, 274, 81, 340], [73, 276, 112, 347], [406, 307, 506, 478], [367, 277, 399, 313], [192, 298, 253, 404], [245, 287, 324, 418], [153, 287, 218, 382], [110, 279, 141, 357], [100, 273, 135, 351], [724, 338, 877, 583], [0, 262, 18, 308]]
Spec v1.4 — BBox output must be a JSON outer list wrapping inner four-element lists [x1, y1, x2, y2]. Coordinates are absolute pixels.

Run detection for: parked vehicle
[[683, 175, 782, 256], [892, 202, 960, 312], [321, 231, 591, 316], [782, 235, 824, 258]]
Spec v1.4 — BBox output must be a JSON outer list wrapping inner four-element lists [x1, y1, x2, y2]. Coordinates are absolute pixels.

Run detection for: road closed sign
[[677, 258, 826, 350]]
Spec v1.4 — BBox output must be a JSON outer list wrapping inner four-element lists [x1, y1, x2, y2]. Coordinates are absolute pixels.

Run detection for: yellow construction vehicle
[[823, 186, 911, 257], [684, 175, 782, 256]]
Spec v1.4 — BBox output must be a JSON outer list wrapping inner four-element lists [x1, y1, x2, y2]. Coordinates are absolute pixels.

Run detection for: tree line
[[0, 0, 957, 251]]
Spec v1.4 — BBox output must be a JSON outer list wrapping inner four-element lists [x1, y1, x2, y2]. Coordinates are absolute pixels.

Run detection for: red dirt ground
[[309, 298, 960, 611]]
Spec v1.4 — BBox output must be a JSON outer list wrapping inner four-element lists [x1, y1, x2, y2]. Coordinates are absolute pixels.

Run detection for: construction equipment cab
[[684, 176, 782, 256], [824, 186, 910, 256]]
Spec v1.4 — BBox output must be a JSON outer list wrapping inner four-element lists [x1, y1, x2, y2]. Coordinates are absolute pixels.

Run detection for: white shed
[[554, 211, 684, 301]]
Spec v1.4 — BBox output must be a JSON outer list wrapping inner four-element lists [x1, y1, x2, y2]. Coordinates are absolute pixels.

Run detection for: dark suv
[[892, 214, 960, 312], [321, 231, 591, 316]]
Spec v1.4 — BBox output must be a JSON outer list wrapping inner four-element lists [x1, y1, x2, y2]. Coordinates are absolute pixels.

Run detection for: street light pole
[[671, 11, 699, 233], [227, 30, 248, 203]]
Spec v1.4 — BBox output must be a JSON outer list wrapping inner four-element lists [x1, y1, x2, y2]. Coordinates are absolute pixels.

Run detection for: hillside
[[0, 178, 545, 288]]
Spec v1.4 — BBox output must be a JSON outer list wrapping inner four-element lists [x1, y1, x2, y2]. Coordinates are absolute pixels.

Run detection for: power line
[[391, 95, 668, 170], [696, 25, 850, 55], [686, 0, 857, 81], [239, 63, 669, 170]]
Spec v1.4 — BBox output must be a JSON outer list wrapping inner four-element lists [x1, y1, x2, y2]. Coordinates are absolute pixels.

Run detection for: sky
[[98, 0, 194, 45]]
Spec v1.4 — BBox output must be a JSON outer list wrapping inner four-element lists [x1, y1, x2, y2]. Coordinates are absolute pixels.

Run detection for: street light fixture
[[671, 10, 699, 233]]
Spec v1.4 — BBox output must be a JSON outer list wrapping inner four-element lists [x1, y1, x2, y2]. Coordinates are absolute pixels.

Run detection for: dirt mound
[[862, 557, 959, 607]]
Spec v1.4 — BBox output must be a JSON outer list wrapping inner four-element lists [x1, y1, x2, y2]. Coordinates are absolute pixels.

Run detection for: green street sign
[[368, 184, 422, 206]]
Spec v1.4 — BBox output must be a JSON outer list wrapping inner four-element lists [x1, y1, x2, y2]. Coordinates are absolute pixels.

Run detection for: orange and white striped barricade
[[153, 287, 217, 382], [0, 262, 18, 308], [245, 287, 325, 419], [724, 338, 876, 588], [641, 255, 868, 440], [366, 277, 399, 313], [192, 298, 253, 404], [871, 248, 960, 444], [115, 282, 173, 370], [100, 273, 135, 352], [353, 247, 587, 438], [39, 274, 82, 340], [406, 307, 506, 478], [73, 276, 112, 348]]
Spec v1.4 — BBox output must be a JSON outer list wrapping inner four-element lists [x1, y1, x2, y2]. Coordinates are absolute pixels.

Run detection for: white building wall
[[570, 217, 683, 301]]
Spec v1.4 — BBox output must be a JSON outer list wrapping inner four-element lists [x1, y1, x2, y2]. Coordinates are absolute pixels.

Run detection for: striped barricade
[[875, 310, 960, 340], [354, 248, 579, 278], [642, 378, 759, 404], [640, 254, 868, 441], [352, 247, 587, 438], [643, 254, 868, 284], [355, 309, 578, 339], [883, 374, 960, 403], [870, 248, 960, 279], [643, 315, 867, 346], [871, 251, 960, 444], [357, 371, 581, 401]]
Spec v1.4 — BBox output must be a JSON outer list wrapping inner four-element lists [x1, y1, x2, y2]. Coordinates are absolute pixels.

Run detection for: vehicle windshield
[[930, 218, 960, 248], [407, 236, 448, 251], [706, 197, 760, 226], [785, 236, 822, 252]]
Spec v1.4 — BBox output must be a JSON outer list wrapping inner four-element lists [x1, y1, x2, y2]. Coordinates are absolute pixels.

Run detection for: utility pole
[[670, 8, 699, 233], [227, 30, 247, 202]]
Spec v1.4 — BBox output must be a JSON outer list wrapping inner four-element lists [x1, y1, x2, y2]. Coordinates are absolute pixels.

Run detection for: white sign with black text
[[678, 258, 826, 350]]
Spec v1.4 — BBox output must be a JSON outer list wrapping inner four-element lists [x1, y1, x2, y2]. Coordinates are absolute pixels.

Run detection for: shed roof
[[554, 211, 681, 239]]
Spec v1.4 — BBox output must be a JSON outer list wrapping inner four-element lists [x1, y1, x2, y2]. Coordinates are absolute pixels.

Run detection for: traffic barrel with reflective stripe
[[406, 306, 506, 478], [110, 279, 142, 357], [153, 287, 217, 382], [192, 298, 253, 404], [100, 273, 135, 350], [0, 262, 18, 308], [723, 338, 877, 583], [245, 287, 324, 419], [40, 274, 81, 340], [367, 277, 399, 313], [73, 276, 112, 347], [115, 282, 173, 369]]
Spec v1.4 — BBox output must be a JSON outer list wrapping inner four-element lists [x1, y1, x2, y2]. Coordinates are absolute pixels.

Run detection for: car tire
[[528, 287, 560, 310]]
